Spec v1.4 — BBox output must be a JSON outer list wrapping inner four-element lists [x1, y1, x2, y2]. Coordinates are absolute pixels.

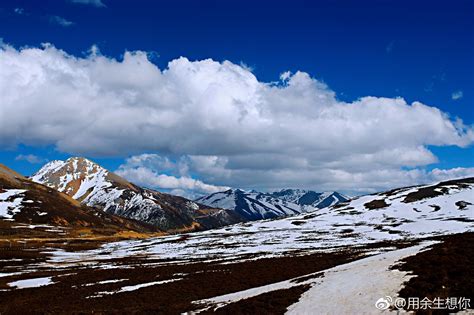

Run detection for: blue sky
[[0, 0, 473, 196]]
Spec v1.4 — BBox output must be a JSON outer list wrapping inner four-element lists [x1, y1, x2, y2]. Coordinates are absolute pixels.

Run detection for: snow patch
[[8, 276, 54, 289], [87, 278, 182, 298], [0, 189, 26, 219]]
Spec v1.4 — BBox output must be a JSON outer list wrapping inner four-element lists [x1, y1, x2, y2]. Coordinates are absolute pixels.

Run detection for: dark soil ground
[[364, 199, 389, 209], [393, 232, 474, 314], [208, 285, 311, 315], [402, 177, 474, 203], [0, 238, 418, 315], [0, 249, 356, 314], [0, 233, 471, 314]]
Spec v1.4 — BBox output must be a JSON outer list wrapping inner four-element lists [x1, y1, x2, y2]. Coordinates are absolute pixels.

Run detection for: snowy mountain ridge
[[269, 189, 349, 208], [195, 188, 315, 220], [31, 157, 243, 231], [195, 187, 349, 220], [31, 158, 117, 202]]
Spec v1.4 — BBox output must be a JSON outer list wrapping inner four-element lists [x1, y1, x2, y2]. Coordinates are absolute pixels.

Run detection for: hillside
[[0, 163, 158, 239]]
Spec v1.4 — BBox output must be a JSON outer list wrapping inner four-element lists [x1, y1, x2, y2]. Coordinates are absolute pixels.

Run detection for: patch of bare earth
[[364, 199, 389, 209], [393, 232, 474, 314], [205, 285, 311, 314]]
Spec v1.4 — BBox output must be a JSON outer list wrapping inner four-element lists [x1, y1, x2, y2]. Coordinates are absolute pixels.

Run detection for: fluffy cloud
[[1, 43, 473, 194], [163, 154, 474, 195], [115, 155, 229, 197], [116, 153, 474, 196]]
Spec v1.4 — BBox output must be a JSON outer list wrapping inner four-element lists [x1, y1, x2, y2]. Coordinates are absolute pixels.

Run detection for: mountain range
[[29, 157, 349, 228], [195, 189, 348, 220], [195, 189, 310, 220], [30, 157, 243, 232], [269, 189, 349, 208]]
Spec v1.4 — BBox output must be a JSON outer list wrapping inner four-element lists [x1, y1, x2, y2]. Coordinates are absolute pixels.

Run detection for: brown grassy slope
[[393, 232, 474, 314], [0, 163, 159, 238]]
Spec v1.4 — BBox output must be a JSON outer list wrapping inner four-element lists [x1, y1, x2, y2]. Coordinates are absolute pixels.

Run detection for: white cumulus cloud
[[1, 42, 473, 194], [115, 155, 229, 196]]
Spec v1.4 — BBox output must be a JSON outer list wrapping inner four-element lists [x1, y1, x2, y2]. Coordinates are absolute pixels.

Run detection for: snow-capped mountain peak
[[31, 157, 114, 201], [31, 157, 243, 231]]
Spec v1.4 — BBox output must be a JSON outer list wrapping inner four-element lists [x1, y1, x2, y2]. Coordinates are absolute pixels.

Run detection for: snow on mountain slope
[[0, 189, 27, 220], [195, 189, 314, 220], [0, 163, 157, 234], [270, 189, 349, 208], [31, 157, 243, 231], [48, 177, 473, 265], [31, 157, 131, 204]]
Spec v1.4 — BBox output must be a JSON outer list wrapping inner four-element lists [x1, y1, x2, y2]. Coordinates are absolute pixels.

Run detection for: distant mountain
[[270, 189, 349, 208], [0, 163, 157, 237], [179, 177, 474, 260], [195, 189, 314, 220], [31, 157, 243, 231]]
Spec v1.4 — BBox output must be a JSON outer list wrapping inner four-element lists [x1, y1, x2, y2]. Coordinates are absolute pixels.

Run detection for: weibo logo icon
[[375, 296, 393, 310]]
